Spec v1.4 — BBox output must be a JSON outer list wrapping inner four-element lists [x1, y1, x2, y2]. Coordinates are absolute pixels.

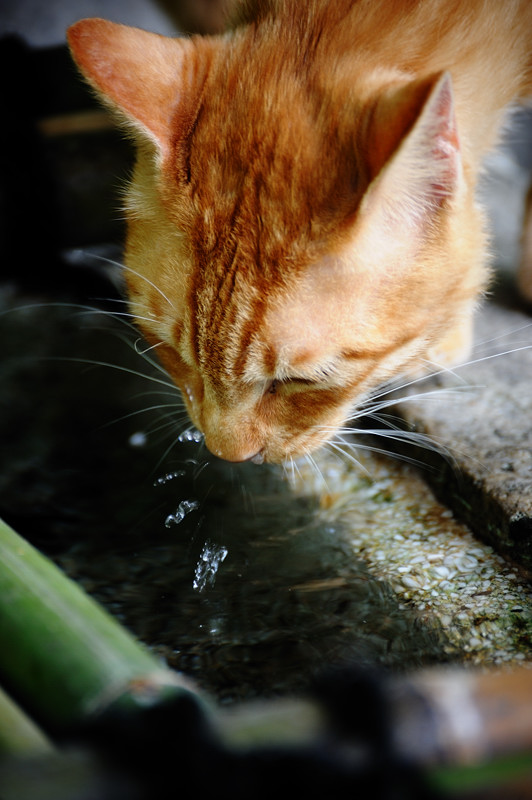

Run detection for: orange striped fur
[[68, 1, 532, 463]]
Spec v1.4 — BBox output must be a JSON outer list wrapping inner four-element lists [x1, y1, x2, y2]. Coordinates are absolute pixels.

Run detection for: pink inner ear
[[366, 71, 461, 207], [428, 73, 460, 198], [67, 18, 193, 154], [431, 73, 459, 151]]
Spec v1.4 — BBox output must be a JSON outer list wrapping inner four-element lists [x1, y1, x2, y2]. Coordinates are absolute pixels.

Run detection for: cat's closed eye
[[268, 376, 329, 395]]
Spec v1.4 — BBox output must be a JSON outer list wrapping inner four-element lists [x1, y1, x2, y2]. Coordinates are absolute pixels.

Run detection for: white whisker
[[305, 450, 330, 493], [50, 356, 176, 389], [325, 438, 371, 475], [117, 261, 177, 312], [99, 402, 186, 430], [334, 433, 432, 470], [365, 340, 532, 411], [417, 357, 469, 384], [356, 386, 476, 419], [472, 320, 532, 352], [132, 388, 183, 400], [134, 338, 164, 355], [77, 251, 176, 309], [193, 460, 211, 480], [146, 413, 191, 437], [101, 310, 158, 325]]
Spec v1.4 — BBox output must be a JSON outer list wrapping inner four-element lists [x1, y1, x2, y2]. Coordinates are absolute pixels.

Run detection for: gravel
[[291, 447, 531, 668]]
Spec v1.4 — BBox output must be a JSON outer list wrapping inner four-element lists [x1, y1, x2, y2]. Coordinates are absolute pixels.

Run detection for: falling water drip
[[164, 499, 200, 527], [153, 470, 186, 487], [193, 540, 228, 592]]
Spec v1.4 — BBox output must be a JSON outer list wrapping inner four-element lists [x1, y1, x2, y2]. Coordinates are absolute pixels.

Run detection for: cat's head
[[68, 18, 487, 464]]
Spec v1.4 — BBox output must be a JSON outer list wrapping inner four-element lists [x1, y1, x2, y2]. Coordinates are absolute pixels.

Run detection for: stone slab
[[390, 298, 532, 572]]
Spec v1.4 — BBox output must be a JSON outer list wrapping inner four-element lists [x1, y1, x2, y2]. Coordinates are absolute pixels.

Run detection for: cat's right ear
[[67, 18, 199, 159]]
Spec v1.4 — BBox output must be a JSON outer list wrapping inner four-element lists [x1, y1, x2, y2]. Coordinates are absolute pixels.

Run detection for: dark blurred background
[[0, 1, 182, 298]]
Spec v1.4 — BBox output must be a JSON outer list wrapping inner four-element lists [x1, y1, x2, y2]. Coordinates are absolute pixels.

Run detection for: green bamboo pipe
[[0, 683, 54, 756], [0, 517, 201, 733]]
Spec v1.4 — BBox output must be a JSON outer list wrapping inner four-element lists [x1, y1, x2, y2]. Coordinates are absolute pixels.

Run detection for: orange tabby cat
[[67, 0, 532, 464]]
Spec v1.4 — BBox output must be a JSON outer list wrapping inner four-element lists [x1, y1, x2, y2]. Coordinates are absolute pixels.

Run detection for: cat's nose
[[204, 435, 265, 463], [220, 447, 264, 464]]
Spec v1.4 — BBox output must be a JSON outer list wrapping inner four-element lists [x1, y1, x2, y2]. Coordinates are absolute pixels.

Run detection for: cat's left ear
[[360, 71, 462, 237], [67, 18, 199, 158]]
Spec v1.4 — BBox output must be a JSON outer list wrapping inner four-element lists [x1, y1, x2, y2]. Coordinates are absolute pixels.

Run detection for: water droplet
[[178, 428, 204, 443], [153, 470, 186, 487], [129, 431, 147, 448], [181, 499, 200, 514], [193, 540, 228, 591], [164, 510, 185, 527], [164, 498, 200, 527]]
